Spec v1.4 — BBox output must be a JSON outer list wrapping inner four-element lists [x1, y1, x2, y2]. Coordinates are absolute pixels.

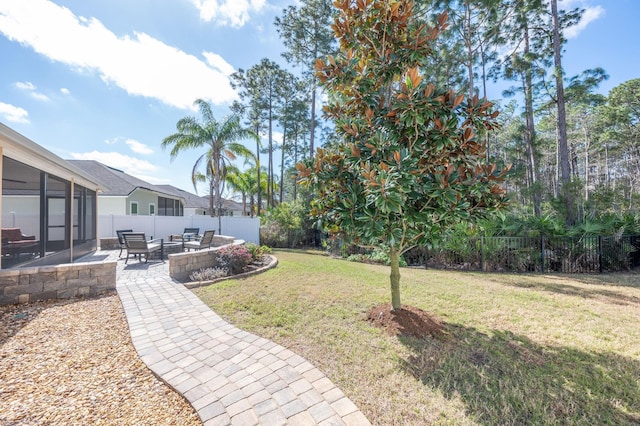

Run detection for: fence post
[[598, 236, 603, 273], [541, 236, 545, 273]]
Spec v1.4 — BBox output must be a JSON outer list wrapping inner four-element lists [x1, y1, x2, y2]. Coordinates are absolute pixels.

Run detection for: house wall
[[98, 196, 127, 215], [184, 207, 208, 216], [128, 189, 158, 215]]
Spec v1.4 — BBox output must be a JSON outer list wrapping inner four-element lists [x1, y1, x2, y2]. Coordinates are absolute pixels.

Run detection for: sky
[[0, 0, 639, 196]]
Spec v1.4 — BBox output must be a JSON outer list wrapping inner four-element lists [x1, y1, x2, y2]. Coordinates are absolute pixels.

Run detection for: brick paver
[[93, 250, 371, 426]]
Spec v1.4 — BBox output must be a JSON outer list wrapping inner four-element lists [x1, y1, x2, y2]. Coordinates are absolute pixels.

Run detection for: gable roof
[[201, 194, 244, 212], [155, 185, 210, 209], [1, 123, 104, 191], [68, 160, 182, 199]]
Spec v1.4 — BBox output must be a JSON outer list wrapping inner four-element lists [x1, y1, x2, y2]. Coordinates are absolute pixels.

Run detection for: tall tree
[[562, 68, 608, 203], [231, 59, 288, 209], [599, 79, 640, 209], [430, 0, 502, 99], [299, 0, 510, 311], [549, 0, 585, 225], [277, 76, 308, 203], [230, 97, 264, 215], [494, 0, 548, 216], [162, 99, 256, 233], [275, 0, 336, 158]]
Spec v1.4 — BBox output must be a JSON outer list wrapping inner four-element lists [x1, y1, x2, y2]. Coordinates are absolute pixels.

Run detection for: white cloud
[[125, 139, 154, 155], [14, 81, 35, 91], [202, 51, 235, 76], [0, 102, 29, 123], [190, 0, 266, 27], [60, 88, 70, 96], [14, 80, 50, 101], [0, 0, 237, 109], [559, 1, 605, 39], [262, 130, 284, 148], [70, 150, 159, 177], [30, 92, 50, 102]]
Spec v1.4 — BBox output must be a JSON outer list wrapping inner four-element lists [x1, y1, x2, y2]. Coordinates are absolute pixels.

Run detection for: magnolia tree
[[297, 0, 510, 311]]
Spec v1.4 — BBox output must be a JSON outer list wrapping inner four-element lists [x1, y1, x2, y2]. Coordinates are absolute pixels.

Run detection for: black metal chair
[[116, 229, 133, 258]]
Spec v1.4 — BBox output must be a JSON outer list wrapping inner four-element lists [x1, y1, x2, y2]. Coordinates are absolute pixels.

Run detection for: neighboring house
[[200, 195, 246, 217], [69, 160, 185, 216], [221, 198, 246, 217], [158, 185, 248, 217], [1, 123, 103, 269], [156, 185, 210, 216]]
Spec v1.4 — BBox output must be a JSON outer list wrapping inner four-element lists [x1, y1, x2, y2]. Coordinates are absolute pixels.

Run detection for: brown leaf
[[453, 94, 465, 107]]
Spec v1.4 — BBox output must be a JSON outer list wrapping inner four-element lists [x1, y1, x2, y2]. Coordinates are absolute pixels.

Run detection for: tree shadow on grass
[[497, 275, 640, 307], [398, 323, 640, 425]]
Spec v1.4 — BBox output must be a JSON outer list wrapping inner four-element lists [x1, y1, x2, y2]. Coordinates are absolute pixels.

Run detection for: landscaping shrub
[[245, 242, 272, 263], [346, 248, 407, 267], [189, 266, 228, 282], [216, 245, 252, 274]]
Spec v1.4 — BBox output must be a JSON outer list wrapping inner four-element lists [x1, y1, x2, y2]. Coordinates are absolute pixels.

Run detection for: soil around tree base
[[366, 303, 445, 339]]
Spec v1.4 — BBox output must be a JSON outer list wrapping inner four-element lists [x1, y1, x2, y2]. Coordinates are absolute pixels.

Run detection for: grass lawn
[[193, 249, 640, 425]]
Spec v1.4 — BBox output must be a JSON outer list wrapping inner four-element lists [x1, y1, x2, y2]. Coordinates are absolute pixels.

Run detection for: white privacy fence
[[2, 213, 41, 239], [98, 215, 260, 245]]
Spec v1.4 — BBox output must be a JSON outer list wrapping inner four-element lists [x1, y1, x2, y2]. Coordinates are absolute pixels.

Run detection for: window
[[157, 197, 183, 216], [131, 201, 138, 215], [149, 203, 155, 215]]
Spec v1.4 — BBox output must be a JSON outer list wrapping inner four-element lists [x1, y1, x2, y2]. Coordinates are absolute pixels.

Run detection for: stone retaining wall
[[169, 237, 244, 282], [99, 237, 120, 250], [169, 248, 222, 282], [0, 261, 117, 306], [212, 235, 235, 247]]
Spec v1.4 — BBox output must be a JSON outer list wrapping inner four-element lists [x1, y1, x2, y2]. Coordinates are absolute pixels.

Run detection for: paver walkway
[[107, 251, 371, 426]]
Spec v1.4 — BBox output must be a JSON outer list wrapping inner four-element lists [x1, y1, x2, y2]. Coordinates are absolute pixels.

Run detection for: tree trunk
[[551, 0, 574, 225], [465, 1, 474, 100], [389, 246, 401, 311], [268, 99, 274, 209], [242, 193, 247, 216], [584, 126, 590, 201], [309, 78, 317, 159], [255, 123, 261, 217], [214, 159, 222, 235], [523, 25, 541, 216], [280, 132, 286, 203], [293, 131, 299, 201]]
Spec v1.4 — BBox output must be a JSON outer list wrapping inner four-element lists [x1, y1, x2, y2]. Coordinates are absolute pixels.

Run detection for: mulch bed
[[366, 303, 446, 339], [0, 295, 201, 425]]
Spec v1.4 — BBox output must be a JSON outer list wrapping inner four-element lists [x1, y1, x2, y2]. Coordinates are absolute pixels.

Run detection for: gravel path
[[0, 293, 201, 425]]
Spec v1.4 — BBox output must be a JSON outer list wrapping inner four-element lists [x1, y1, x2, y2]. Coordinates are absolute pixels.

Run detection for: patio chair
[[116, 229, 133, 258], [183, 230, 215, 251], [169, 227, 200, 243], [123, 232, 164, 263]]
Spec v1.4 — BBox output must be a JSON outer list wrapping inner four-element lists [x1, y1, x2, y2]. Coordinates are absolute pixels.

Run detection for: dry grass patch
[[194, 250, 640, 425]]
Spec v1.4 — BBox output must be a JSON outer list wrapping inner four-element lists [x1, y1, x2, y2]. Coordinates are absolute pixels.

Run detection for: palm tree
[[225, 165, 253, 217], [162, 99, 257, 234]]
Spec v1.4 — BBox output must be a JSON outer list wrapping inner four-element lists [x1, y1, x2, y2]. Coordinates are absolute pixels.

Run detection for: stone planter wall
[[169, 237, 244, 282], [99, 237, 120, 250], [169, 248, 222, 282], [0, 261, 117, 306]]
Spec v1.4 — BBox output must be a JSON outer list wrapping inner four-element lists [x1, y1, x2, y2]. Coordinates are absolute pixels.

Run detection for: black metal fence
[[403, 235, 640, 273]]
